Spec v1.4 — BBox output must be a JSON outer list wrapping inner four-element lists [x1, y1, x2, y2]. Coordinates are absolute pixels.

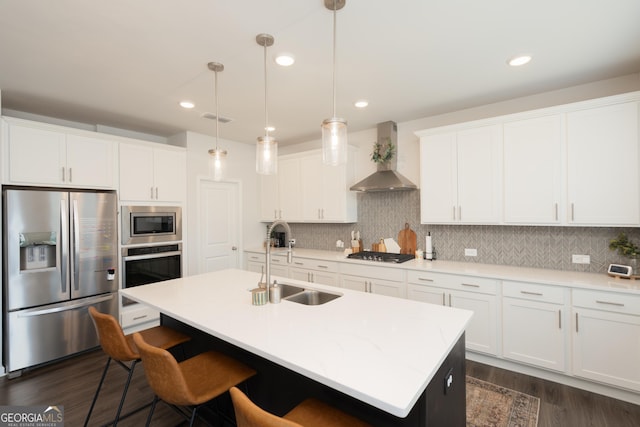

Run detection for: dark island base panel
[[162, 315, 466, 427]]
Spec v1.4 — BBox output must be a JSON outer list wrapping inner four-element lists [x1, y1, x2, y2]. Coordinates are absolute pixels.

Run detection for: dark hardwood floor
[[1, 349, 639, 426]]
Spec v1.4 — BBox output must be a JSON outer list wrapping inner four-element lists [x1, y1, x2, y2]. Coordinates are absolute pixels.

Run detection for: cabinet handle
[[571, 203, 575, 221], [575, 313, 579, 333], [133, 314, 148, 321], [294, 262, 304, 265], [462, 283, 480, 288], [520, 290, 543, 296], [279, 210, 282, 219], [155, 187, 159, 199], [150, 187, 154, 199], [418, 277, 434, 282], [558, 309, 562, 329], [69, 167, 73, 182], [554, 203, 558, 221], [317, 265, 329, 269], [448, 294, 452, 307], [442, 292, 446, 306], [62, 167, 66, 182], [272, 258, 280, 263], [595, 300, 624, 307], [318, 208, 321, 219]]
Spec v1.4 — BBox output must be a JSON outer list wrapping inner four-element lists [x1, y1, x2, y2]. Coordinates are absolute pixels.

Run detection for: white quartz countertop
[[121, 268, 472, 417], [247, 248, 640, 294]]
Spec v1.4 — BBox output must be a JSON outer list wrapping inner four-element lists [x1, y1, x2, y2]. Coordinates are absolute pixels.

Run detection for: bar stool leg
[[145, 395, 159, 427], [84, 357, 112, 427], [112, 359, 138, 427]]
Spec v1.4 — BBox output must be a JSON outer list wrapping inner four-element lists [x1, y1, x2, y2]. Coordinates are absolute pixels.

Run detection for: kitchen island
[[121, 269, 472, 426]]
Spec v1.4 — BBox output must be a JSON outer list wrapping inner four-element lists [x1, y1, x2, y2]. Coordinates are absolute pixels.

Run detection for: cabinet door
[[246, 261, 264, 274], [450, 290, 498, 355], [154, 148, 186, 202], [420, 133, 457, 223], [8, 124, 65, 185], [119, 143, 155, 201], [260, 173, 280, 221], [290, 267, 311, 283], [371, 278, 406, 299], [311, 270, 339, 287], [66, 134, 115, 188], [278, 158, 302, 221], [573, 308, 640, 392], [407, 283, 446, 306], [503, 298, 566, 372], [456, 125, 501, 223], [341, 276, 367, 292], [301, 155, 324, 221], [567, 102, 639, 225], [503, 115, 563, 224]]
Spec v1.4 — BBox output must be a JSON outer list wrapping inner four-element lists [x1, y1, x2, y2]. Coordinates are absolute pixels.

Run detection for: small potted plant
[[609, 233, 640, 275]]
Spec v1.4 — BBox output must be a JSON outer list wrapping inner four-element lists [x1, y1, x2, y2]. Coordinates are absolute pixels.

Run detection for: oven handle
[[123, 251, 182, 262]]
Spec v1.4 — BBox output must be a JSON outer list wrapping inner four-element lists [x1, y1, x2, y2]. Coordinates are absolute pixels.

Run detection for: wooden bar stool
[[229, 386, 372, 427], [84, 306, 191, 427], [132, 332, 257, 427]]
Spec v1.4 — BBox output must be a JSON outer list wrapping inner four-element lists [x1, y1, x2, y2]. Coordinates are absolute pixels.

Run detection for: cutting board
[[398, 223, 417, 255]]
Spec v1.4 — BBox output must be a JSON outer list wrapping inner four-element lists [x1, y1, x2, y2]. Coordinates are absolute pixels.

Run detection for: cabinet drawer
[[573, 289, 640, 315], [291, 258, 338, 273], [246, 253, 265, 263], [340, 263, 404, 281], [503, 281, 565, 304], [120, 304, 159, 327], [408, 270, 497, 295]]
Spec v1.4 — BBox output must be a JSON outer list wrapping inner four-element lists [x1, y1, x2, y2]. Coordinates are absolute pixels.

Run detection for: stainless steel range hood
[[350, 121, 417, 192]]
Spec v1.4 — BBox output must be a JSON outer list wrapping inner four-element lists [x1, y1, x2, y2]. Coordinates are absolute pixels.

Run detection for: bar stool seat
[[230, 386, 372, 427], [84, 306, 191, 427], [133, 332, 257, 426]]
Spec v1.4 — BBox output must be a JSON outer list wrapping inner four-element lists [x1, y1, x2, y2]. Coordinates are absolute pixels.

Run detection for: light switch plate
[[464, 248, 477, 257]]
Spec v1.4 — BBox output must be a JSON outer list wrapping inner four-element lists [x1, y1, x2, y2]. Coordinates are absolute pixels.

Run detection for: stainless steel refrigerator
[[2, 187, 118, 375]]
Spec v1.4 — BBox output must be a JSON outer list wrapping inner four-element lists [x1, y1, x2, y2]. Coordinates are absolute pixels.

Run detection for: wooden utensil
[[398, 223, 417, 255]]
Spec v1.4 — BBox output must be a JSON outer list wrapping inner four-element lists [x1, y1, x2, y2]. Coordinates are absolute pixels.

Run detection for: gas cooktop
[[347, 251, 415, 263]]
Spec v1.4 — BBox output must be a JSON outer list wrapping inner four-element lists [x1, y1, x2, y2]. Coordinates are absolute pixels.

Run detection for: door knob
[[231, 246, 238, 251]]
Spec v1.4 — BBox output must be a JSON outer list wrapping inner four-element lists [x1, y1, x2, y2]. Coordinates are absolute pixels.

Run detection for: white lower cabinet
[[572, 289, 640, 392], [245, 252, 289, 278], [407, 271, 499, 356], [339, 263, 406, 298], [289, 258, 338, 286], [502, 281, 568, 372]]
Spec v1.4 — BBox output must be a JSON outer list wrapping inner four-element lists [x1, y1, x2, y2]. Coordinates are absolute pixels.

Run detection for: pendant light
[[321, 0, 347, 166], [256, 33, 278, 175], [207, 62, 227, 181]]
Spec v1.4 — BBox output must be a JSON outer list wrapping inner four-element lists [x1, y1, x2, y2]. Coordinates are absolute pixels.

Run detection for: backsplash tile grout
[[286, 191, 640, 274]]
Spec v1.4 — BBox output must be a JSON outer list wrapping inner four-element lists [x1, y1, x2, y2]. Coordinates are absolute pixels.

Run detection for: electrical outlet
[[464, 248, 477, 257], [572, 254, 590, 264]]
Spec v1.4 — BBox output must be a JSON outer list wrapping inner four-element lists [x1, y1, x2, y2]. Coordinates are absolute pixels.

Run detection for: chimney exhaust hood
[[350, 121, 417, 192]]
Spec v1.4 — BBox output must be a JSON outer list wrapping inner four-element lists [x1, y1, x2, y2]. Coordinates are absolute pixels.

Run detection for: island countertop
[[120, 268, 472, 418]]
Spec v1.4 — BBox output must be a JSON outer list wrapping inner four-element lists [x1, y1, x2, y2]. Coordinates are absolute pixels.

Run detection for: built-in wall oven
[[121, 243, 182, 306], [121, 205, 182, 245]]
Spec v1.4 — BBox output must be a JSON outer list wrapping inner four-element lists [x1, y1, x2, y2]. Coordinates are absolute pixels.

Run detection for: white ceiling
[[1, 0, 639, 145]]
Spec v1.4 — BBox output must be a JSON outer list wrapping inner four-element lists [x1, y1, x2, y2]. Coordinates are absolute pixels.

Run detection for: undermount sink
[[277, 283, 342, 306]]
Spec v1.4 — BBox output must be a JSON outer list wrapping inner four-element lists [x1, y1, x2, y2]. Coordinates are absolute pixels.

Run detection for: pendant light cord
[[215, 68, 219, 150], [264, 39, 269, 138], [331, 0, 337, 119]]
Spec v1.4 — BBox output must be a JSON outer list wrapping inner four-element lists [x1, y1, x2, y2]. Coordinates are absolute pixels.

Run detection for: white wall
[[178, 131, 263, 276]]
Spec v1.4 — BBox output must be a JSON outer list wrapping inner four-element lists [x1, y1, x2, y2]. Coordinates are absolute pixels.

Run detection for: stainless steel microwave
[[121, 205, 182, 245]]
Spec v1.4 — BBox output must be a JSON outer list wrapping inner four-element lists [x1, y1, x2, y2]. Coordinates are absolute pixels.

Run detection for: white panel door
[[198, 179, 240, 273]]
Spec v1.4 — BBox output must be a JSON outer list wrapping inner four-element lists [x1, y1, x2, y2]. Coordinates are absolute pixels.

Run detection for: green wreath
[[371, 139, 395, 164]]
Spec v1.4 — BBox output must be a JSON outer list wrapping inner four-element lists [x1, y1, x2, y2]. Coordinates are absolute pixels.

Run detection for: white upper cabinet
[[566, 101, 639, 225], [5, 118, 116, 189], [419, 125, 501, 224], [119, 142, 186, 203], [503, 115, 563, 224], [260, 149, 357, 223]]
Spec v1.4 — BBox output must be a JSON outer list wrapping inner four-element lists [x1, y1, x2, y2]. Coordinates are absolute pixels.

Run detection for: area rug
[[467, 376, 540, 427]]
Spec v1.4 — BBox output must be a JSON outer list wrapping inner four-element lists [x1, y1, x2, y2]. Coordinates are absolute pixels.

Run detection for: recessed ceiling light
[[275, 53, 295, 67], [354, 100, 369, 108], [179, 101, 195, 109], [508, 55, 532, 67]]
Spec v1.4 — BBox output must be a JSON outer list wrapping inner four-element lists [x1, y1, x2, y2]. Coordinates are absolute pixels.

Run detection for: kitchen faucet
[[265, 220, 293, 301]]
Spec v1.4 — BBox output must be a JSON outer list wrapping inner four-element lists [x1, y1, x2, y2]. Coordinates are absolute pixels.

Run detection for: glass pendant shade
[[321, 117, 347, 166], [256, 136, 277, 175], [208, 148, 226, 181]]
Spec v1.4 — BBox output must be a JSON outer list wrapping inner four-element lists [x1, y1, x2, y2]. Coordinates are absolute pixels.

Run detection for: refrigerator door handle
[[60, 199, 68, 293], [17, 294, 114, 318], [72, 199, 80, 291]]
